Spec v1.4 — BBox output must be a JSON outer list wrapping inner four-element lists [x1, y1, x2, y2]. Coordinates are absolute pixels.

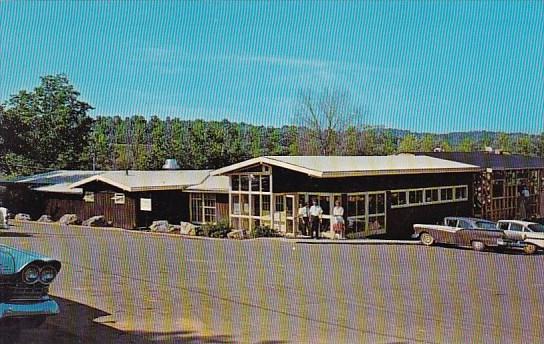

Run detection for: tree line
[[1, 75, 543, 177]]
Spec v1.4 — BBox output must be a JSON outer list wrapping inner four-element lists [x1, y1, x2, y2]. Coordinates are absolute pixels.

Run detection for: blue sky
[[1, 1, 543, 133]]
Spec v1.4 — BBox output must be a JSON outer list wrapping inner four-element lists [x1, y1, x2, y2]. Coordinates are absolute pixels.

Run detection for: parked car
[[413, 217, 501, 251], [0, 244, 61, 339], [497, 220, 544, 255]]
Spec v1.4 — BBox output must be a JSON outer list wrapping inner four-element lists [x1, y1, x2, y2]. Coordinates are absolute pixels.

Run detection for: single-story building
[[0, 169, 230, 229], [0, 170, 103, 219], [211, 155, 481, 239], [420, 152, 544, 221], [68, 170, 229, 229]]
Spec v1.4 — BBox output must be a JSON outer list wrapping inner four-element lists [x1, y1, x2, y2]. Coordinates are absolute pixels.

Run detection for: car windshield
[[475, 221, 497, 230], [528, 224, 544, 233]]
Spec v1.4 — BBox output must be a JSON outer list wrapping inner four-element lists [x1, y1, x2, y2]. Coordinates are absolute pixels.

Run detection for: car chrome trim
[[0, 299, 59, 319]]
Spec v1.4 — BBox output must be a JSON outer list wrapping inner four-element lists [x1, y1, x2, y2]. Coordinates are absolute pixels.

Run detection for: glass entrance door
[[285, 195, 295, 235]]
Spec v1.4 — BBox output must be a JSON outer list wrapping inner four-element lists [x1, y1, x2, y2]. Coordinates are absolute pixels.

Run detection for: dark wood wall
[[135, 191, 189, 229], [272, 167, 475, 194], [1, 184, 46, 219]]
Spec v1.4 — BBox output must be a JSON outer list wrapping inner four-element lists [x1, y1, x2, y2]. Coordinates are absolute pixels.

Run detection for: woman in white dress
[[332, 200, 345, 239]]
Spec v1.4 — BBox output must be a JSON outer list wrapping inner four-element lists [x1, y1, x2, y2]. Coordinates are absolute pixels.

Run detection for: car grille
[[0, 279, 49, 302]]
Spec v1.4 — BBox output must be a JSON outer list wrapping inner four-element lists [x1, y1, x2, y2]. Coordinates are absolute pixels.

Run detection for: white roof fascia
[[264, 157, 323, 177], [69, 175, 132, 192], [320, 167, 481, 178], [210, 157, 323, 177]]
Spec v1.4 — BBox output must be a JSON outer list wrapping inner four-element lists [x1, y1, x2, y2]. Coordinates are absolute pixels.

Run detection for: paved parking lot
[[2, 222, 544, 343]]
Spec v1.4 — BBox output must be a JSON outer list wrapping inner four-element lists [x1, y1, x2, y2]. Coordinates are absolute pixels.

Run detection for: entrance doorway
[[273, 194, 296, 234]]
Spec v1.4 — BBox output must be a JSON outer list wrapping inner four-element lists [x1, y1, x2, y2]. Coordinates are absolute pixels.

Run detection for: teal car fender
[[0, 245, 61, 274], [0, 244, 62, 326]]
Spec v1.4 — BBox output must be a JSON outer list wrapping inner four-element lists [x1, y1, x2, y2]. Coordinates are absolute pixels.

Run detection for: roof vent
[[162, 159, 180, 170]]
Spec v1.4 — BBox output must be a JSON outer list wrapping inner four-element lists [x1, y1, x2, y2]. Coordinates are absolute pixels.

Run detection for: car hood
[[0, 244, 61, 275]]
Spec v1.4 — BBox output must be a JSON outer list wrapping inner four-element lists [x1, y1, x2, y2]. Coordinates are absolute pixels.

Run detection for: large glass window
[[231, 195, 240, 215], [190, 193, 216, 224], [240, 175, 249, 191], [455, 186, 467, 200], [229, 167, 273, 231], [440, 188, 453, 201], [345, 192, 386, 237], [409, 190, 423, 205]]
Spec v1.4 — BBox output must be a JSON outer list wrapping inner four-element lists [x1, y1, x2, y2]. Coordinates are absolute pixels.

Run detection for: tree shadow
[[15, 297, 243, 344], [0, 231, 34, 238]]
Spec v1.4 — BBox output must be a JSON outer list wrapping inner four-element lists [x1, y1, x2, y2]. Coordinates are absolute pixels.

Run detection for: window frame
[[111, 193, 125, 205], [390, 185, 469, 209]]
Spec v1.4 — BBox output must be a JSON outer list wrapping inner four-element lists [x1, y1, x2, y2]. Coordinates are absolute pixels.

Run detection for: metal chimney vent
[[162, 159, 180, 170]]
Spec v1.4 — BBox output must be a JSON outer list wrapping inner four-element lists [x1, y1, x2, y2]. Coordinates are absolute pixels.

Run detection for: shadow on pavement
[[15, 297, 265, 344], [0, 231, 34, 238]]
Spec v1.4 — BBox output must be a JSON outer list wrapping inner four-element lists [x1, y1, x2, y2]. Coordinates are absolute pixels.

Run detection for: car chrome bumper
[[0, 299, 59, 319]]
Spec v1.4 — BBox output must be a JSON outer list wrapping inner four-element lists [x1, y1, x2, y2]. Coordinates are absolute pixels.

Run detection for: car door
[[503, 222, 525, 241], [454, 219, 477, 246]]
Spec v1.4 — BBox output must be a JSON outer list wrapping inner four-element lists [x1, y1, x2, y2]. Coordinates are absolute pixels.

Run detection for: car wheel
[[420, 232, 434, 246], [471, 241, 485, 251], [523, 244, 537, 255]]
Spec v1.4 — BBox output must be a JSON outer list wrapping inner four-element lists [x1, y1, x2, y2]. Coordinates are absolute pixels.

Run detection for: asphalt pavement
[[2, 222, 543, 344]]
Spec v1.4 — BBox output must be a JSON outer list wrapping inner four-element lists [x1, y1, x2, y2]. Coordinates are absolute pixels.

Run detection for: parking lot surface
[[2, 222, 543, 343]]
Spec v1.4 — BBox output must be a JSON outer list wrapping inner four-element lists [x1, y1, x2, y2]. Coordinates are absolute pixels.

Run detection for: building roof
[[69, 170, 213, 192], [185, 175, 230, 193], [33, 183, 83, 195], [420, 152, 544, 171], [211, 155, 481, 178], [8, 170, 104, 185]]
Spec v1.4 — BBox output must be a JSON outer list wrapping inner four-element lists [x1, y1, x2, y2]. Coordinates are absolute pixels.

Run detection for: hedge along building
[[68, 170, 229, 229], [420, 152, 544, 221], [211, 155, 481, 239]]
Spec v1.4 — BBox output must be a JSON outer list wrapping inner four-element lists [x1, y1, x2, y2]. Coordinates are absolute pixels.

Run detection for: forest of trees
[[1, 75, 543, 178]]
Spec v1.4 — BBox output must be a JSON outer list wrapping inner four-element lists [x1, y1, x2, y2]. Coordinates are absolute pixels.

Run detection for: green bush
[[250, 225, 281, 238], [201, 220, 232, 238]]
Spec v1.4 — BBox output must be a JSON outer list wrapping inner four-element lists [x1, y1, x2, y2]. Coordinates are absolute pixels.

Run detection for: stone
[[37, 215, 53, 223], [179, 221, 198, 236], [14, 213, 31, 221], [59, 214, 79, 225], [227, 229, 248, 240], [82, 215, 108, 227], [149, 220, 170, 232]]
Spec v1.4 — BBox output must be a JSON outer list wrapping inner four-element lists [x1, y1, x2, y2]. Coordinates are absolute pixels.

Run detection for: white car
[[497, 220, 544, 254]]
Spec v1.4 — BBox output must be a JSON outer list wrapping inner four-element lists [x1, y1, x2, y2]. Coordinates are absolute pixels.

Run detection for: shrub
[[250, 225, 281, 238], [201, 220, 232, 238]]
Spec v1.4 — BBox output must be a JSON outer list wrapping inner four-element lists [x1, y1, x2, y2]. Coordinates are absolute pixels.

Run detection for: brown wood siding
[[44, 194, 85, 220]]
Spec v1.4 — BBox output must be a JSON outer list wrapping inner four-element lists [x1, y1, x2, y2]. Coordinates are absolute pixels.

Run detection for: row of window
[[390, 185, 468, 208], [231, 174, 271, 193]]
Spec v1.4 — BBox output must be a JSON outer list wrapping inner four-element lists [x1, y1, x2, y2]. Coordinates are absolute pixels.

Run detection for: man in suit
[[309, 199, 323, 239]]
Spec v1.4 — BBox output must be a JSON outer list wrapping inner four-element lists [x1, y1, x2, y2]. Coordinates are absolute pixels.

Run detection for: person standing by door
[[297, 201, 310, 236], [332, 200, 345, 239], [309, 199, 323, 239]]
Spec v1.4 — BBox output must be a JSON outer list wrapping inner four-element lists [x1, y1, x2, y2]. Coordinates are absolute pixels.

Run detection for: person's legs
[[311, 216, 318, 238]]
